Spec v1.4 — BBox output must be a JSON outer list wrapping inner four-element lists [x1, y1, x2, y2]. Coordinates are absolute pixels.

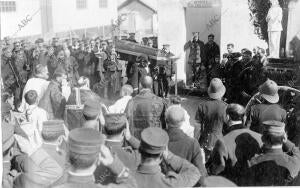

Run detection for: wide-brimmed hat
[[208, 78, 226, 99], [259, 79, 279, 104]]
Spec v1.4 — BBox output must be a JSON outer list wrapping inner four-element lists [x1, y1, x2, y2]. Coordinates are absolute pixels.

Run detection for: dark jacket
[[206, 125, 263, 186], [134, 152, 201, 188], [247, 141, 300, 186], [125, 89, 167, 140], [52, 156, 137, 188], [195, 98, 227, 150], [167, 128, 207, 177], [248, 103, 287, 133], [38, 80, 66, 120]]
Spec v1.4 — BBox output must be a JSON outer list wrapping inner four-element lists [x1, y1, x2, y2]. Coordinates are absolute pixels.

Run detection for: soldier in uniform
[[248, 79, 287, 133], [1, 46, 25, 110], [247, 120, 300, 186], [184, 32, 206, 83], [195, 78, 227, 160], [204, 34, 220, 69], [74, 41, 86, 76], [102, 47, 122, 99], [131, 54, 152, 95], [206, 104, 263, 186], [94, 113, 140, 185], [125, 76, 167, 140], [51, 128, 137, 188], [158, 44, 176, 98], [131, 127, 201, 188], [40, 120, 68, 169]]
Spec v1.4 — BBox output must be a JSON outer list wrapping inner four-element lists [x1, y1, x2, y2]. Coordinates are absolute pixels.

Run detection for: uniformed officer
[[81, 99, 105, 132], [52, 128, 137, 188], [41, 120, 68, 168], [132, 127, 201, 188], [158, 44, 176, 98], [195, 78, 227, 160], [247, 120, 300, 186], [12, 40, 29, 79], [248, 79, 287, 133], [94, 113, 139, 185], [1, 46, 24, 109]]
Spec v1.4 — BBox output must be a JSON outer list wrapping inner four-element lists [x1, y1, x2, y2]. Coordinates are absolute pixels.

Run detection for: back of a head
[[24, 90, 38, 105], [121, 84, 133, 96], [226, 103, 245, 121], [165, 105, 185, 128], [141, 76, 153, 89]]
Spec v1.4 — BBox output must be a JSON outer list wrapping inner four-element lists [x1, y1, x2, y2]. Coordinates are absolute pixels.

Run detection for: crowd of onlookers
[[2, 33, 300, 187]]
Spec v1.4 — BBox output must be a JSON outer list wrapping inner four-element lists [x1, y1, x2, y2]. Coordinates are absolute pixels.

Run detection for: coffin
[[115, 39, 171, 61]]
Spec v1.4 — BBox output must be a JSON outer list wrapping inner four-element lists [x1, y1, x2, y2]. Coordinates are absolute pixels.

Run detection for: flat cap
[[35, 38, 44, 44], [200, 176, 236, 187], [69, 128, 105, 154], [2, 121, 14, 153], [42, 120, 65, 135], [140, 127, 169, 154], [262, 120, 285, 134], [83, 99, 101, 117], [105, 113, 127, 131]]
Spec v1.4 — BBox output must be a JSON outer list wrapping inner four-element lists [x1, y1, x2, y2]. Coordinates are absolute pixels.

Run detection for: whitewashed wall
[[1, 0, 42, 39], [51, 0, 118, 34]]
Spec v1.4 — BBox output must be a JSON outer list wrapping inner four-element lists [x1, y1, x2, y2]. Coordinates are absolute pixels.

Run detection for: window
[[99, 0, 107, 8], [0, 1, 16, 12], [76, 0, 87, 9]]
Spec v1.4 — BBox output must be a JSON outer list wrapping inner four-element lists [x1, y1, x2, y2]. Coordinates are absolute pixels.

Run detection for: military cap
[[68, 128, 105, 154], [101, 40, 108, 45], [83, 99, 101, 118], [136, 54, 148, 62], [53, 67, 66, 77], [105, 113, 127, 131], [52, 37, 59, 42], [262, 120, 285, 135], [208, 34, 215, 38], [129, 33, 135, 36], [200, 176, 236, 187], [35, 38, 44, 44], [2, 121, 15, 153], [140, 127, 169, 154], [42, 120, 65, 136]]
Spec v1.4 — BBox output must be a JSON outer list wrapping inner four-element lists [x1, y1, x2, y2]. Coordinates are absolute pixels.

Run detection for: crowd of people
[[1, 31, 300, 187]]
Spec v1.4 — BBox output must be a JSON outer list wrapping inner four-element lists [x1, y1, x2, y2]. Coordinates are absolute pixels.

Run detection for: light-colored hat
[[259, 79, 279, 104], [208, 78, 226, 99]]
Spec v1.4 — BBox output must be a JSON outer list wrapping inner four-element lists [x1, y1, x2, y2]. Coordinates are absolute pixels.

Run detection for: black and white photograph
[[1, 0, 300, 187]]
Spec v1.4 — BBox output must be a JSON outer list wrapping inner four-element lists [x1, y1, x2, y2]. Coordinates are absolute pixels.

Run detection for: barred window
[[0, 1, 16, 12], [76, 0, 87, 9], [99, 0, 107, 8]]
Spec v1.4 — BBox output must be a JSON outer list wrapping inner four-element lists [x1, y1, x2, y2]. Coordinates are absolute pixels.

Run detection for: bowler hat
[[42, 120, 65, 136], [259, 79, 279, 104], [140, 127, 169, 154], [208, 78, 226, 100]]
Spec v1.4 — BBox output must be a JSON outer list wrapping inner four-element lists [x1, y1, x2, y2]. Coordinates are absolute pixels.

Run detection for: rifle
[[7, 58, 21, 88]]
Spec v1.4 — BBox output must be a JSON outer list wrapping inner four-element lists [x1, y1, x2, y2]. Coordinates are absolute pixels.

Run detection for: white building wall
[[158, 0, 187, 82], [51, 0, 118, 34], [1, 0, 42, 39], [286, 0, 300, 59]]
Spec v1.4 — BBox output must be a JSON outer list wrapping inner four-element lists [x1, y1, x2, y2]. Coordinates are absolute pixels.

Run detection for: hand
[[124, 120, 131, 141], [99, 145, 114, 166], [14, 134, 39, 156], [162, 146, 169, 160]]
